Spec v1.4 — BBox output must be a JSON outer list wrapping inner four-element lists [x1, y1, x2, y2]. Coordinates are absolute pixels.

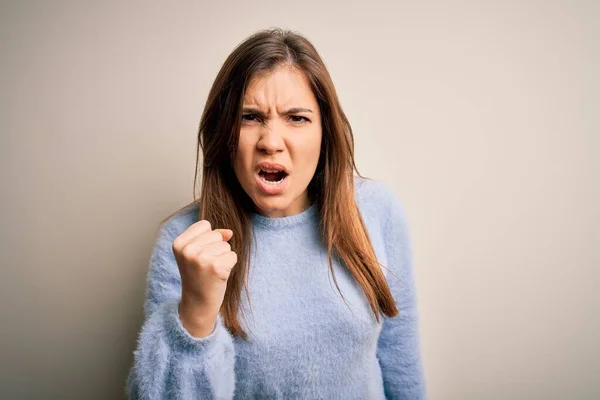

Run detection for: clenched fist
[[172, 219, 237, 338]]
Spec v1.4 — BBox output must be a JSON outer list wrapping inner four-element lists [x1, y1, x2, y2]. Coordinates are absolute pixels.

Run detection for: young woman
[[126, 28, 426, 399]]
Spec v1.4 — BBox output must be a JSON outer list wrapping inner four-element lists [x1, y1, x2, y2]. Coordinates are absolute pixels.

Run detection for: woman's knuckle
[[199, 220, 211, 231], [172, 237, 182, 252]]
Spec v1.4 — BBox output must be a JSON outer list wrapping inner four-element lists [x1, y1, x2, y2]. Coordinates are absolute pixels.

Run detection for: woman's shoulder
[[354, 175, 400, 209], [354, 175, 409, 228]]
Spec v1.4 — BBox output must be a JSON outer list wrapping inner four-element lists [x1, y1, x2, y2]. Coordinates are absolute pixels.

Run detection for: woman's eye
[[242, 114, 258, 122], [290, 116, 309, 124], [242, 114, 309, 124]]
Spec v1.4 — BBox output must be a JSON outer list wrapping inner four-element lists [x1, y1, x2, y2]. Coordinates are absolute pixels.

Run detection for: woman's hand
[[172, 220, 237, 338]]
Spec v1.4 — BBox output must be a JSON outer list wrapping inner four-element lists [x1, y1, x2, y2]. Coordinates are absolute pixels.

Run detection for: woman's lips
[[256, 161, 288, 174]]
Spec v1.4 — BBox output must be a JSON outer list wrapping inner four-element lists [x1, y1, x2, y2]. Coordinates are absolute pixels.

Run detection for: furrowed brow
[[242, 107, 313, 117], [242, 108, 268, 118]]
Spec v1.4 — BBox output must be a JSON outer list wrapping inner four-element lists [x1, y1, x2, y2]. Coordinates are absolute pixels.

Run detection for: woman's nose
[[256, 122, 285, 154]]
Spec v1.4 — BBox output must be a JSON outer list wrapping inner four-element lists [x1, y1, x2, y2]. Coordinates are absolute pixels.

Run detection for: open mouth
[[258, 169, 288, 184]]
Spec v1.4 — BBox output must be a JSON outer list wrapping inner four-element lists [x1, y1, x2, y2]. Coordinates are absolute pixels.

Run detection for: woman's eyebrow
[[242, 107, 313, 116], [283, 107, 313, 114]]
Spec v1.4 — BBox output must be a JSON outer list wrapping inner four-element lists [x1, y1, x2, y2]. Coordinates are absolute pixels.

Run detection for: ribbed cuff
[[162, 300, 231, 357]]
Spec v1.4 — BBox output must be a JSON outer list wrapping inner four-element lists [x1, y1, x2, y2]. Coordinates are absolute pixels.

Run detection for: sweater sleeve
[[126, 218, 236, 400], [376, 185, 427, 400]]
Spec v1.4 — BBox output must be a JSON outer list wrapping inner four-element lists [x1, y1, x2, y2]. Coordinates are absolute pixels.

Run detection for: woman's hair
[[170, 27, 398, 340]]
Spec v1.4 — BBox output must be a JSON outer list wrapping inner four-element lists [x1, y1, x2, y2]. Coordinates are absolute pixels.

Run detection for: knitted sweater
[[126, 176, 426, 399]]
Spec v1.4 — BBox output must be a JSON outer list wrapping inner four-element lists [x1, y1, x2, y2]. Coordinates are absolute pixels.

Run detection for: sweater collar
[[251, 203, 318, 229]]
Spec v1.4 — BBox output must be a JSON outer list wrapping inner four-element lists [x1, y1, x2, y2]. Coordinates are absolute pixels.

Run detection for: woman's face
[[233, 66, 322, 218]]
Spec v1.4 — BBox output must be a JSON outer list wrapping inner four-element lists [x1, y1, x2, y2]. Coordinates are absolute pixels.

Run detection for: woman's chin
[[253, 200, 290, 218], [252, 194, 313, 218]]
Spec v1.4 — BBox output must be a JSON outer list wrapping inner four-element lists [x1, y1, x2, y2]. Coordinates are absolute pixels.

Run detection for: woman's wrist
[[178, 297, 218, 338]]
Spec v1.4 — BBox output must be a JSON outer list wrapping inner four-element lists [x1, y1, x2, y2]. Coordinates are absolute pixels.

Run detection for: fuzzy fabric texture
[[126, 176, 426, 399]]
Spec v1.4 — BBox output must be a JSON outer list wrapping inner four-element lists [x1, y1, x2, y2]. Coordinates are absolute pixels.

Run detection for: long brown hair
[[174, 28, 398, 340]]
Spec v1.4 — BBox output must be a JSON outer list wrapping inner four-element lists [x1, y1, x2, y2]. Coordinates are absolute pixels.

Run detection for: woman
[[126, 28, 426, 399]]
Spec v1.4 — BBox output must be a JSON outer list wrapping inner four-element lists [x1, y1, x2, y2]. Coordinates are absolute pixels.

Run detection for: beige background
[[1, 1, 598, 399]]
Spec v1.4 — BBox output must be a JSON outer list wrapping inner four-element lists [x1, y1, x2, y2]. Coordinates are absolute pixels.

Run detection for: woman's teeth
[[259, 174, 286, 184], [259, 168, 287, 183]]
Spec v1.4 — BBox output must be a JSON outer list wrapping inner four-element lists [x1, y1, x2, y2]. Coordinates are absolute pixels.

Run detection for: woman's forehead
[[243, 68, 316, 109]]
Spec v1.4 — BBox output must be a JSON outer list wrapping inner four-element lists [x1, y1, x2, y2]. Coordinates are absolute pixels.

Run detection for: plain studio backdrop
[[1, 1, 598, 399]]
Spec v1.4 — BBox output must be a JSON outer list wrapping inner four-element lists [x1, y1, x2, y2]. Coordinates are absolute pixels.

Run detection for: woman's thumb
[[215, 228, 233, 241]]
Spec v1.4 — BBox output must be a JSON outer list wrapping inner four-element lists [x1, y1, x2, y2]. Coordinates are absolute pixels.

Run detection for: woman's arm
[[376, 184, 427, 400], [126, 218, 236, 400]]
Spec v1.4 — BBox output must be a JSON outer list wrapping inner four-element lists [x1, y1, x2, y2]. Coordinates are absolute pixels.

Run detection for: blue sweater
[[126, 176, 426, 399]]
